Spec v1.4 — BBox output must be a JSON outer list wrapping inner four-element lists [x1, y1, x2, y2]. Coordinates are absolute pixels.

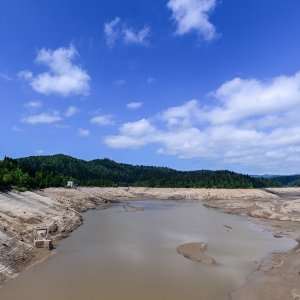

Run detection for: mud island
[[176, 242, 217, 265]]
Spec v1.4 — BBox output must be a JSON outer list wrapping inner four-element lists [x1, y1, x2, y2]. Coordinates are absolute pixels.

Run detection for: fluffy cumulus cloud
[[104, 17, 150, 47], [206, 74, 300, 124], [105, 119, 155, 149], [19, 45, 90, 97], [119, 119, 155, 136], [104, 71, 300, 173], [90, 114, 114, 126], [21, 111, 62, 125], [160, 99, 199, 127], [167, 0, 217, 41]]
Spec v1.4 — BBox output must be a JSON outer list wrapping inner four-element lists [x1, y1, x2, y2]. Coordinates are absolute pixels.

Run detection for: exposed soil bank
[[0, 188, 108, 286], [1, 187, 300, 299]]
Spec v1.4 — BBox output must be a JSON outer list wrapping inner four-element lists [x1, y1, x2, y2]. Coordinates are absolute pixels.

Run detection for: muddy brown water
[[0, 200, 296, 300]]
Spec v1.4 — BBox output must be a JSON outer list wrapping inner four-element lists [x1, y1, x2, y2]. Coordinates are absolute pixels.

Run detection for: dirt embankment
[[1, 187, 300, 299], [0, 188, 108, 286]]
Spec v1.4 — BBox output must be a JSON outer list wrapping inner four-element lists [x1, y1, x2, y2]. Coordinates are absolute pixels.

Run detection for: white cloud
[[17, 70, 33, 80], [123, 26, 150, 45], [103, 18, 150, 46], [113, 79, 127, 86], [78, 128, 90, 137], [19, 45, 90, 97], [65, 105, 79, 117], [24, 100, 42, 109], [21, 111, 62, 125], [167, 0, 217, 41], [105, 119, 156, 149], [104, 17, 121, 47], [0, 72, 12, 81], [120, 119, 155, 136], [104, 135, 149, 149], [126, 102, 142, 109], [104, 71, 300, 173], [161, 99, 199, 127], [90, 114, 114, 126], [206, 73, 300, 124]]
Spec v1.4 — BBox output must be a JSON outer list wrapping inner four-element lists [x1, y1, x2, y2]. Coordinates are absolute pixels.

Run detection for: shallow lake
[[0, 200, 295, 300]]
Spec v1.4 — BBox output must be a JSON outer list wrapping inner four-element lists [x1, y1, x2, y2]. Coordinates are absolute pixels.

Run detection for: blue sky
[[1, 0, 300, 174]]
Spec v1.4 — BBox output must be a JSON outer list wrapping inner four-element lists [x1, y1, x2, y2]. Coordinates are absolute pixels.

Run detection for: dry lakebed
[[0, 187, 300, 299]]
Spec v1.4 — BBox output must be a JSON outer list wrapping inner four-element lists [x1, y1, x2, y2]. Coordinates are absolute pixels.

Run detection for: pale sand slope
[[1, 187, 300, 299], [0, 189, 108, 286]]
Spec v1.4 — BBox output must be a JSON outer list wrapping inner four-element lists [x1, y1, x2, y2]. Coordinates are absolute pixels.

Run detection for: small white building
[[66, 181, 74, 188]]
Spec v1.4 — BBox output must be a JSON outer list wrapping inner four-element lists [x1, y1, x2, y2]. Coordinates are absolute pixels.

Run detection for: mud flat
[[176, 242, 217, 265], [0, 187, 300, 299], [0, 199, 295, 300]]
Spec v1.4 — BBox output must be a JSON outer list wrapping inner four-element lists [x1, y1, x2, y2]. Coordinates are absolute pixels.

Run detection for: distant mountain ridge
[[0, 154, 282, 190]]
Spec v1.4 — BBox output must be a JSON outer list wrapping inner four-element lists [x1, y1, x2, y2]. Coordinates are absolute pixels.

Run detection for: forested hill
[[0, 154, 281, 190], [271, 175, 300, 187]]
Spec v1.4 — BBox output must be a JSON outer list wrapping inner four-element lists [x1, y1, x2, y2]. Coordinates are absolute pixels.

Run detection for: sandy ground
[[1, 187, 300, 299]]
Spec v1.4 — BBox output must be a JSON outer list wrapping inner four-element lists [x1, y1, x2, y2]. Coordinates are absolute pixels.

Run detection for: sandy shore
[[1, 187, 300, 299]]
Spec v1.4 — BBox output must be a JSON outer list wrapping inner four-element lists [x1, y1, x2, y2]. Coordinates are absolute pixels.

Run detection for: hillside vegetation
[[0, 154, 281, 190], [271, 175, 300, 187]]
